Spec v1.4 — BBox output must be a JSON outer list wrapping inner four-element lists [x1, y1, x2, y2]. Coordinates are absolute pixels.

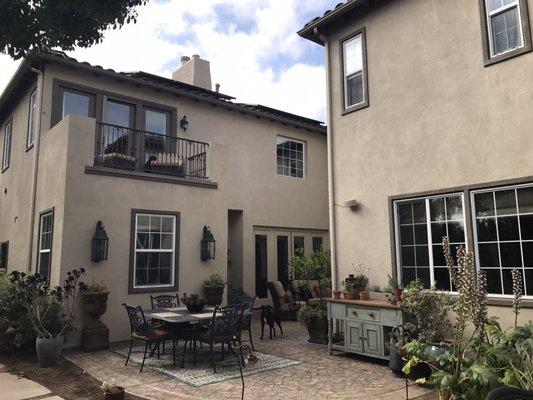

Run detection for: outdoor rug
[[112, 344, 301, 387]]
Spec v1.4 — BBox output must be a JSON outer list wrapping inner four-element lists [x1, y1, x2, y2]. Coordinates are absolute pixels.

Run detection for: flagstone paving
[[0, 370, 65, 400], [65, 315, 434, 400]]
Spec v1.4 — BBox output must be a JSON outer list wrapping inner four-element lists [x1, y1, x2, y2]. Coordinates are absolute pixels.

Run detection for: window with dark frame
[[341, 28, 368, 111], [277, 137, 304, 178], [27, 89, 37, 149], [472, 184, 533, 296], [480, 0, 532, 63], [133, 212, 177, 289], [37, 210, 54, 281], [0, 242, 8, 269], [2, 119, 12, 171], [313, 236, 323, 252], [395, 194, 466, 290]]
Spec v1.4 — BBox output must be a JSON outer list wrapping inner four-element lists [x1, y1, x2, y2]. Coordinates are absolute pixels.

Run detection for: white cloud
[[0, 0, 333, 120]]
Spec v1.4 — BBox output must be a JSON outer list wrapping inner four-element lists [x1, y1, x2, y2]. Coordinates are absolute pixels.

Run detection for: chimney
[[172, 54, 212, 91]]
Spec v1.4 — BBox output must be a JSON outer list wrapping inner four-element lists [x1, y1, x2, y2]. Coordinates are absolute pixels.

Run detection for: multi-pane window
[[133, 213, 176, 288], [277, 137, 304, 178], [472, 184, 533, 297], [396, 194, 465, 290], [342, 31, 367, 109], [2, 119, 12, 171], [38, 211, 54, 281], [27, 89, 37, 149], [485, 0, 524, 56]]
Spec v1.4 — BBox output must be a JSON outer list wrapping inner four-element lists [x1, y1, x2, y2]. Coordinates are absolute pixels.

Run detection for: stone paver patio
[[0, 362, 64, 400], [65, 315, 434, 400]]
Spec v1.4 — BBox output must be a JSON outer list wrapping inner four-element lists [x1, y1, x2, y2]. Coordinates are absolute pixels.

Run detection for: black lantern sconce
[[91, 221, 109, 263], [201, 225, 215, 261], [180, 115, 189, 131]]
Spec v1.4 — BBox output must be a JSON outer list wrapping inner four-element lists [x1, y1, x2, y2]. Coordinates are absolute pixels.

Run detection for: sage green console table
[[327, 299, 402, 360]]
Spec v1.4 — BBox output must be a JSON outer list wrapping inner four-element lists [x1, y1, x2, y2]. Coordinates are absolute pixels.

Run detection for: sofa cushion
[[308, 280, 321, 298], [272, 281, 287, 299]]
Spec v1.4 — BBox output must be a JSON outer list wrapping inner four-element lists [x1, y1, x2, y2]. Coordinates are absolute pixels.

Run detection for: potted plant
[[203, 274, 225, 306], [341, 280, 357, 300], [297, 303, 328, 344], [10, 269, 87, 367], [180, 293, 205, 312], [352, 271, 369, 299], [331, 290, 341, 299], [359, 291, 369, 301], [81, 282, 110, 351], [386, 275, 402, 304], [369, 285, 388, 301], [101, 379, 125, 400]]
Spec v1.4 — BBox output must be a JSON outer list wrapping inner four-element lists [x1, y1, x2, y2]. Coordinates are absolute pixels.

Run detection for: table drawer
[[347, 307, 381, 322], [329, 302, 346, 319]]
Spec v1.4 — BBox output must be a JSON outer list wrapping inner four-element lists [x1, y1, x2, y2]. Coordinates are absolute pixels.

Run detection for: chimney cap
[[192, 54, 200, 59], [180, 56, 191, 64]]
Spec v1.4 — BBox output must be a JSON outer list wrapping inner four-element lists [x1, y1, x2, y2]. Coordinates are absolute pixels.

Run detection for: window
[[2, 119, 12, 171], [395, 194, 466, 290], [341, 28, 368, 111], [145, 109, 169, 135], [106, 99, 134, 129], [27, 89, 37, 149], [277, 137, 304, 178], [38, 210, 54, 281], [255, 235, 268, 298], [132, 212, 179, 290], [54, 86, 96, 125], [472, 184, 533, 297], [313, 236, 323, 252], [481, 0, 532, 64], [0, 242, 8, 270]]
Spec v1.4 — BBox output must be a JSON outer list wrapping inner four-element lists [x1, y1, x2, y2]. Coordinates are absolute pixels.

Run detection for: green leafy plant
[[341, 280, 357, 292], [101, 379, 123, 395], [85, 282, 108, 293], [291, 248, 331, 301], [386, 274, 400, 292], [203, 274, 225, 287], [370, 285, 382, 292], [297, 302, 327, 326]]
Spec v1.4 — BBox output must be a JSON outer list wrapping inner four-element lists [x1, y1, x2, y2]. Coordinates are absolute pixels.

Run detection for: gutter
[[27, 64, 44, 272], [314, 28, 339, 291]]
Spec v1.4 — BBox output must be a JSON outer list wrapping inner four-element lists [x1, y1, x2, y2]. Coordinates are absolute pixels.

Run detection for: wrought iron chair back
[[231, 294, 256, 327], [206, 303, 244, 341], [123, 303, 154, 336], [150, 294, 180, 309]]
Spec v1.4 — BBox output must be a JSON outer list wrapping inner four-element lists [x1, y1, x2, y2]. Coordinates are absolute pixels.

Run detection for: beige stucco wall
[[19, 62, 327, 344], [323, 0, 533, 325]]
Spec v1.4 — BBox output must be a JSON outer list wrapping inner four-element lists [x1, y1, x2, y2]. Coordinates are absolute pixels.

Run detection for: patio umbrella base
[[81, 325, 110, 352]]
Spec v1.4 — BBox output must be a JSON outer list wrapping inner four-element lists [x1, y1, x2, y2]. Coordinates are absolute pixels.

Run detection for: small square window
[[276, 137, 305, 178]]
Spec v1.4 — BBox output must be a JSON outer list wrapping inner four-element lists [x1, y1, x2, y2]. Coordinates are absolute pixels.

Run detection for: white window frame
[[37, 211, 53, 278], [342, 32, 365, 109], [2, 119, 12, 171], [394, 193, 467, 291], [276, 136, 305, 179], [471, 183, 533, 299], [133, 213, 176, 289], [27, 88, 37, 149], [485, 0, 525, 57]]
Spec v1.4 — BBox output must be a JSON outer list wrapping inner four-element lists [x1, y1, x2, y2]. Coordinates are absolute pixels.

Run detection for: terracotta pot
[[103, 387, 125, 400], [204, 285, 224, 306], [343, 290, 357, 300], [359, 291, 369, 301], [332, 291, 341, 299]]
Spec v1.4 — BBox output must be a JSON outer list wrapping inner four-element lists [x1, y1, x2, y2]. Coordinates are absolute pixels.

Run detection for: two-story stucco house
[[0, 50, 328, 343], [299, 0, 533, 327]]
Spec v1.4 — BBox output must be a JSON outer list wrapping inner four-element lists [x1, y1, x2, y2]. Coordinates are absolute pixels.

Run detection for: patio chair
[[149, 294, 180, 309], [267, 281, 304, 320], [122, 303, 175, 372], [182, 303, 244, 373], [230, 293, 257, 351]]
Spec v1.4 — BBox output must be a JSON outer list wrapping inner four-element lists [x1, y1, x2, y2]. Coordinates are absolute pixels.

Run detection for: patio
[[64, 314, 434, 400]]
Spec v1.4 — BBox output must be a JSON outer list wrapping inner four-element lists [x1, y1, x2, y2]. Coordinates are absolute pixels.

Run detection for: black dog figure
[[260, 305, 283, 340]]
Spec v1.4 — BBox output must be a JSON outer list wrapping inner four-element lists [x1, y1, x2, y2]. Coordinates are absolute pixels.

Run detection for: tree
[[0, 0, 148, 59]]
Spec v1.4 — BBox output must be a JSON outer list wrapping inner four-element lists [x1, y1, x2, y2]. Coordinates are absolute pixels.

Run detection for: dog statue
[[260, 305, 283, 340]]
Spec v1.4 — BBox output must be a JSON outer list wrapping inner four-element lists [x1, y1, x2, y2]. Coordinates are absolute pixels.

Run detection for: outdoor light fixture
[[201, 225, 215, 261], [91, 221, 109, 263], [180, 115, 189, 131]]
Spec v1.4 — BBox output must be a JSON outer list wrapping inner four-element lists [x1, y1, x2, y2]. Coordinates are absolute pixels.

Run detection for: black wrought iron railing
[[94, 122, 209, 180]]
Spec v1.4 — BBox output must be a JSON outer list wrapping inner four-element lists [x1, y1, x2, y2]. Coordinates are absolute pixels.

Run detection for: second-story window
[[277, 136, 304, 178], [2, 119, 12, 172], [481, 0, 532, 64], [342, 28, 368, 112], [27, 89, 37, 149], [61, 88, 96, 120]]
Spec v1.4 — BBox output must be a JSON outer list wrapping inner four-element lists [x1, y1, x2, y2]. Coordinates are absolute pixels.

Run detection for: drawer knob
[[352, 311, 358, 316], [368, 312, 375, 318]]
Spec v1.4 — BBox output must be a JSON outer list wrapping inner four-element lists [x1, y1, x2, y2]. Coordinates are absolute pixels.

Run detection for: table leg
[[328, 317, 333, 355]]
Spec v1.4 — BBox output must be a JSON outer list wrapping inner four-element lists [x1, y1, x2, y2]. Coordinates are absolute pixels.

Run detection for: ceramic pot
[[389, 346, 405, 374], [36, 335, 63, 367], [306, 315, 328, 344], [185, 299, 205, 312], [204, 286, 224, 306], [103, 387, 125, 400], [343, 290, 357, 300]]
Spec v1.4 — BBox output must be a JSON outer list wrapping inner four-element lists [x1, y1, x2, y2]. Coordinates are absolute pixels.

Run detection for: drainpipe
[[314, 28, 338, 291], [27, 65, 44, 272]]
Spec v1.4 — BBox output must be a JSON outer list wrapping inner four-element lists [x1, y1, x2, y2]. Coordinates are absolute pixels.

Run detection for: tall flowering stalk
[[511, 268, 523, 327]]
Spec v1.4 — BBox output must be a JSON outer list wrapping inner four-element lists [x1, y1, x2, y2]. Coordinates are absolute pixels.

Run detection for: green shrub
[[297, 303, 327, 326], [203, 274, 224, 287]]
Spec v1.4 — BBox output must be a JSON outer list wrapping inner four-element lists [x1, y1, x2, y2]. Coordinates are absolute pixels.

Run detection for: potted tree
[[81, 282, 110, 351], [203, 274, 225, 306], [293, 248, 331, 344], [10, 269, 87, 367], [101, 379, 125, 400]]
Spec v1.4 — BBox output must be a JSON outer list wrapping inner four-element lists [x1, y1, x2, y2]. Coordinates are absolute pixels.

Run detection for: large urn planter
[[103, 387, 125, 400], [81, 292, 110, 352], [204, 285, 224, 306], [36, 335, 64, 367], [306, 315, 328, 344]]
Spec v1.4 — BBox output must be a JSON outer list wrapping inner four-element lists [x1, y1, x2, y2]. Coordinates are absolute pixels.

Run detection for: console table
[[327, 298, 402, 360]]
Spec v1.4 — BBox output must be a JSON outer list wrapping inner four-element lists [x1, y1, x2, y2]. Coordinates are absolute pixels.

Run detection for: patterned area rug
[[112, 344, 301, 387]]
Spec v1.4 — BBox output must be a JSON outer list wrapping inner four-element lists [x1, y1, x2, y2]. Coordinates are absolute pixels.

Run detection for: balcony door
[[103, 99, 136, 159]]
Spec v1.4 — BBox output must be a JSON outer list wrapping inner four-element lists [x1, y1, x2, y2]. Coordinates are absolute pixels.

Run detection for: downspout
[[314, 27, 338, 291], [27, 65, 44, 272]]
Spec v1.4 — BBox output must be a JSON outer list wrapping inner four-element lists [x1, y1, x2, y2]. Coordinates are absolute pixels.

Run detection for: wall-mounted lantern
[[91, 221, 109, 263], [201, 225, 215, 261], [180, 116, 189, 131]]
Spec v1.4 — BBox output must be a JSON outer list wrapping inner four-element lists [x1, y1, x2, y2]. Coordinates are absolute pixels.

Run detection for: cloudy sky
[[0, 0, 336, 121]]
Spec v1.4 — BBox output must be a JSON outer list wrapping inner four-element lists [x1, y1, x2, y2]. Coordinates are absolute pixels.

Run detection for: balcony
[[93, 122, 209, 181]]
